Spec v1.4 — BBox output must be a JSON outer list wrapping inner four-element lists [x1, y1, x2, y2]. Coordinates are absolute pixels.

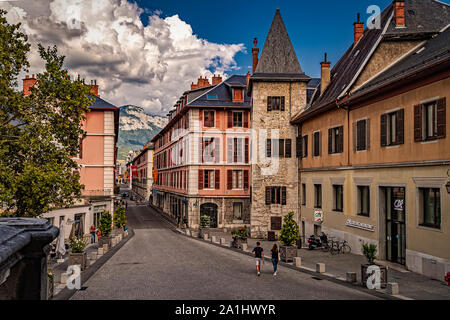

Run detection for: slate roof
[[87, 95, 118, 110], [307, 78, 321, 104], [251, 9, 310, 83], [187, 74, 251, 108]]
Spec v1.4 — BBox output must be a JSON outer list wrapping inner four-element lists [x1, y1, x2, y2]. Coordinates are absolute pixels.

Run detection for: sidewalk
[[178, 226, 449, 300]]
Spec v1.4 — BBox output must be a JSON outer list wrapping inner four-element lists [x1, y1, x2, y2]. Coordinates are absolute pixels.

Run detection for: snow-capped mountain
[[117, 105, 168, 160]]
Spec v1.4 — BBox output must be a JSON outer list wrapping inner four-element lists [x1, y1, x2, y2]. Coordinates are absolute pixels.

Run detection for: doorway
[[381, 187, 406, 265], [200, 203, 218, 228]]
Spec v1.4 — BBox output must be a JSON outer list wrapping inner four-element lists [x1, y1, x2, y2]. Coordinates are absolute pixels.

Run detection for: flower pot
[[280, 245, 297, 262], [361, 264, 388, 289], [231, 237, 247, 249], [98, 235, 113, 248], [68, 251, 87, 271]]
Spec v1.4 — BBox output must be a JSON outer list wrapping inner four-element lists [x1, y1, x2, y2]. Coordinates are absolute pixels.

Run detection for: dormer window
[[233, 88, 244, 102]]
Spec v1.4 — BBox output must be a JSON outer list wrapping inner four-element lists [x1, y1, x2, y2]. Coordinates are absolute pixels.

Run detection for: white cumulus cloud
[[1, 0, 245, 115]]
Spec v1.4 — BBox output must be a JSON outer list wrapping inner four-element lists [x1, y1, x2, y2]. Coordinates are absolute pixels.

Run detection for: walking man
[[252, 242, 264, 276]]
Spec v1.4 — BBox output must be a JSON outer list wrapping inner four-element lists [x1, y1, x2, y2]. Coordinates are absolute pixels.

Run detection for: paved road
[[71, 199, 381, 300]]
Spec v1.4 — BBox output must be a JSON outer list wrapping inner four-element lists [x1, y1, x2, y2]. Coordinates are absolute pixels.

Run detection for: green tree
[[279, 212, 299, 246], [99, 210, 112, 237], [114, 205, 126, 228], [0, 10, 93, 217]]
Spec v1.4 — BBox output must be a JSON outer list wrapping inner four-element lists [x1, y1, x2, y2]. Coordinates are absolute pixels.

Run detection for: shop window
[[419, 188, 441, 229], [233, 202, 243, 220]]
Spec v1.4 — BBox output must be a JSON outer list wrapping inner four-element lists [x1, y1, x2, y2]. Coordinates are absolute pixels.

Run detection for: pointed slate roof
[[251, 9, 310, 83]]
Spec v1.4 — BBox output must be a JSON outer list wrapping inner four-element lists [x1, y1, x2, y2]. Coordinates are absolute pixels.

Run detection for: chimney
[[320, 53, 331, 95], [190, 76, 210, 90], [23, 74, 38, 96], [246, 71, 251, 88], [212, 74, 222, 85], [394, 0, 405, 28], [89, 79, 99, 97], [252, 38, 259, 74], [353, 13, 364, 45]]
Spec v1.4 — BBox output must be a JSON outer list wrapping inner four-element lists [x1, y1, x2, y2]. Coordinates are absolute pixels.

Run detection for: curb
[[177, 229, 402, 301], [52, 228, 136, 300]]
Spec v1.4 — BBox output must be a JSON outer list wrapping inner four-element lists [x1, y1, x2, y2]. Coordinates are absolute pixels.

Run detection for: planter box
[[98, 236, 113, 247], [231, 237, 247, 249], [361, 264, 388, 289], [280, 245, 297, 262], [68, 251, 87, 271]]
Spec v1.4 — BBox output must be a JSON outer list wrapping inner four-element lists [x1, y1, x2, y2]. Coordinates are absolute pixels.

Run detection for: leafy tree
[[99, 210, 112, 237], [279, 212, 299, 246], [0, 10, 93, 217], [114, 205, 126, 228]]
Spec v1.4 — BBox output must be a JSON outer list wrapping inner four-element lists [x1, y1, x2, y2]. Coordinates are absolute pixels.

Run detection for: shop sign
[[131, 166, 137, 178], [346, 219, 374, 232], [314, 209, 323, 222]]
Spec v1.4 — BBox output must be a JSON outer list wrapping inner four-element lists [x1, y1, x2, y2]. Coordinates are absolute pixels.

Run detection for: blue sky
[[135, 0, 400, 78]]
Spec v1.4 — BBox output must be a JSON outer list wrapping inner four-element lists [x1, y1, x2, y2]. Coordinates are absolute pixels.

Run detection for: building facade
[[152, 75, 251, 229], [131, 142, 154, 200]]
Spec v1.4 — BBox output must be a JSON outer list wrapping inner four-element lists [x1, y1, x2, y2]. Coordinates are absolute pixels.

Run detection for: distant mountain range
[[117, 105, 168, 161]]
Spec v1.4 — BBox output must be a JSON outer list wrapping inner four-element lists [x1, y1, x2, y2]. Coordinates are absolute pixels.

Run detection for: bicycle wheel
[[321, 243, 329, 252], [342, 244, 351, 254], [330, 244, 338, 255]]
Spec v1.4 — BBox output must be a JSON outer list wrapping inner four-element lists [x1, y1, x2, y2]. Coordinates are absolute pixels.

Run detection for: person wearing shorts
[[252, 242, 264, 276]]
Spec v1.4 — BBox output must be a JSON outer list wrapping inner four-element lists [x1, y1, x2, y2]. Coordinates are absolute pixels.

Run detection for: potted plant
[[279, 212, 299, 262], [46, 269, 54, 300], [361, 243, 387, 288], [113, 206, 126, 236], [231, 226, 249, 249], [198, 214, 210, 238], [68, 236, 87, 271], [98, 210, 113, 247]]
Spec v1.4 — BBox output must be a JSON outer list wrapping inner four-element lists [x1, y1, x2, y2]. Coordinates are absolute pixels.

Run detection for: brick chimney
[[320, 53, 331, 95], [252, 38, 259, 74], [353, 13, 364, 45], [212, 74, 222, 85], [394, 0, 405, 28], [89, 79, 99, 97], [190, 76, 211, 90], [23, 74, 38, 96]]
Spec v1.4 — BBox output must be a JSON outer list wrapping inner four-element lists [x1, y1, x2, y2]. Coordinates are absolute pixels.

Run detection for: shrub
[[231, 226, 249, 239], [99, 210, 112, 237], [200, 215, 210, 228], [279, 212, 299, 246], [69, 237, 87, 253], [114, 205, 126, 228], [362, 243, 378, 265]]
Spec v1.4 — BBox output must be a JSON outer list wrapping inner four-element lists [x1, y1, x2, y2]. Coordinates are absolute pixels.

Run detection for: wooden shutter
[[215, 170, 220, 189], [304, 136, 308, 157], [319, 131, 322, 156], [366, 118, 370, 150], [227, 111, 232, 128], [267, 97, 272, 111], [352, 122, 357, 152], [234, 138, 238, 163], [245, 138, 249, 163], [437, 98, 446, 138], [281, 96, 285, 111], [227, 138, 232, 163], [380, 114, 387, 147], [244, 111, 249, 128], [296, 136, 302, 158], [414, 104, 423, 142], [227, 170, 232, 190], [338, 126, 344, 153], [215, 138, 220, 163], [198, 169, 204, 190], [285, 139, 291, 158], [279, 139, 285, 158], [244, 170, 249, 189], [281, 186, 287, 205], [397, 109, 404, 145], [199, 110, 203, 126], [314, 132, 319, 156], [79, 138, 83, 159], [265, 187, 271, 205], [328, 128, 333, 154], [266, 139, 271, 157], [199, 137, 203, 163]]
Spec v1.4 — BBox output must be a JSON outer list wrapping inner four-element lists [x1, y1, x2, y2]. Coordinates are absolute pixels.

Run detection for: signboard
[[131, 166, 138, 178], [346, 219, 374, 232], [314, 209, 323, 222]]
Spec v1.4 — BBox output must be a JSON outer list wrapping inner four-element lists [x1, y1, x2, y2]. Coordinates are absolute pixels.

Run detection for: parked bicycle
[[330, 239, 351, 255]]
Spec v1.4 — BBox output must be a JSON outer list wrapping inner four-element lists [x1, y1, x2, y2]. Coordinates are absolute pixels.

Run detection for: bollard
[[387, 282, 399, 295], [185, 230, 191, 236], [346, 272, 357, 283], [203, 234, 209, 240], [97, 247, 104, 256], [103, 244, 108, 253], [60, 272, 69, 285], [316, 263, 326, 273], [220, 238, 226, 245], [294, 257, 302, 267], [124, 230, 128, 237], [90, 252, 98, 260], [111, 238, 116, 247], [211, 236, 217, 243], [242, 243, 248, 251]]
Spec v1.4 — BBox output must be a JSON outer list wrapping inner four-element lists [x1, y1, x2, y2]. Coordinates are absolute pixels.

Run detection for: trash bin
[[268, 231, 275, 241]]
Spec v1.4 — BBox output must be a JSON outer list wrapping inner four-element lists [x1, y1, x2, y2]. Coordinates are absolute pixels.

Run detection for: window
[[313, 132, 321, 157], [265, 186, 287, 205], [200, 137, 219, 163], [328, 126, 344, 154], [203, 170, 215, 189], [227, 138, 244, 163], [203, 110, 215, 127], [271, 217, 282, 230], [232, 170, 243, 189], [233, 111, 243, 127], [333, 185, 343, 212], [381, 109, 404, 146], [227, 169, 249, 190], [233, 202, 243, 220], [267, 96, 285, 111], [301, 183, 306, 206], [233, 88, 243, 101], [419, 188, 441, 229], [357, 186, 370, 216], [266, 139, 292, 158], [355, 119, 370, 151], [414, 98, 446, 142], [314, 184, 322, 208]]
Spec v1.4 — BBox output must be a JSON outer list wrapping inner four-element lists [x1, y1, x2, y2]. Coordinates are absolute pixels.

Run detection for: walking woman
[[271, 244, 280, 276]]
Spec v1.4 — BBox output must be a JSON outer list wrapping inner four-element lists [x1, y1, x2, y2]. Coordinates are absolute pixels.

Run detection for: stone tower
[[248, 9, 310, 239]]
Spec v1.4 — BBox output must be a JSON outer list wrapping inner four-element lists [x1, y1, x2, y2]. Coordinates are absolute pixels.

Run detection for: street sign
[[314, 209, 323, 222]]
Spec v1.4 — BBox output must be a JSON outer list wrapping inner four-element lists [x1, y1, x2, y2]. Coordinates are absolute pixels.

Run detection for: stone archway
[[200, 203, 218, 228]]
